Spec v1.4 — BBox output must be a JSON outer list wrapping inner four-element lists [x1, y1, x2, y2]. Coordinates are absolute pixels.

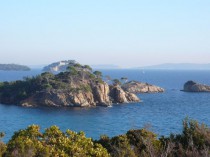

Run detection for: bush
[[112, 79, 121, 86], [4, 125, 110, 157], [0, 132, 6, 157], [83, 65, 93, 71]]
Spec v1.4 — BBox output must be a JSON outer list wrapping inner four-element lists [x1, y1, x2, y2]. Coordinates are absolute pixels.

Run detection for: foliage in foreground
[[0, 126, 109, 157], [0, 118, 210, 157], [98, 118, 210, 157]]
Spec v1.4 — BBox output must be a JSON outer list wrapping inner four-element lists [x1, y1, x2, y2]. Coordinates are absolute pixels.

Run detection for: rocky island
[[0, 63, 140, 107], [182, 80, 210, 92], [0, 64, 30, 71], [122, 81, 164, 93]]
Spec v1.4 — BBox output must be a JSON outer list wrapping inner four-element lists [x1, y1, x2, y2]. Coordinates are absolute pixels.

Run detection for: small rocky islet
[[182, 80, 210, 92], [122, 81, 164, 93]]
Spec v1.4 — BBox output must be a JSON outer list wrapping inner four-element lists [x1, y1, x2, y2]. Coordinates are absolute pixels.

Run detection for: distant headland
[[0, 64, 30, 71], [135, 63, 210, 70]]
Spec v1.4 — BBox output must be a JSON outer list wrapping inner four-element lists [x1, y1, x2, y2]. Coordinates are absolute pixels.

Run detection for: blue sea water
[[0, 69, 210, 142]]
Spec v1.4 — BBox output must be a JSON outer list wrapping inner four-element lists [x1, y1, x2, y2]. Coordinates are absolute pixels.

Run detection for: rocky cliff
[[122, 81, 164, 93], [0, 64, 140, 107], [183, 81, 210, 92], [110, 85, 140, 103]]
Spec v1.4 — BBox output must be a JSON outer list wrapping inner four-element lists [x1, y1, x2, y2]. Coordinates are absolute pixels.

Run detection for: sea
[[0, 69, 210, 142]]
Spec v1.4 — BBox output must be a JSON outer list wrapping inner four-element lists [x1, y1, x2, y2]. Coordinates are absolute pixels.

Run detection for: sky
[[0, 0, 210, 68]]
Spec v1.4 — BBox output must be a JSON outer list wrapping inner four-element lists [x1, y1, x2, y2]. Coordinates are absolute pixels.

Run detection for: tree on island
[[112, 79, 121, 86], [83, 65, 92, 72], [74, 63, 82, 68], [66, 66, 78, 75], [120, 77, 128, 84], [93, 71, 102, 78]]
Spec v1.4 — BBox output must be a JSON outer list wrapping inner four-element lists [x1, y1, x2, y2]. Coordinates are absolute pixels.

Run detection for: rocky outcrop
[[122, 81, 164, 93], [183, 81, 210, 92], [92, 83, 111, 106], [110, 85, 140, 103], [20, 84, 140, 107], [21, 90, 96, 107]]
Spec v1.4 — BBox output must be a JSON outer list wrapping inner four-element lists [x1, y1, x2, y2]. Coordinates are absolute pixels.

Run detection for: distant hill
[[29, 64, 47, 69], [91, 64, 120, 69], [136, 63, 210, 70], [0, 64, 30, 71]]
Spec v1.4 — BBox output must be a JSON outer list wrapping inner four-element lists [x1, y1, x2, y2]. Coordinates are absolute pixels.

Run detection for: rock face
[[183, 81, 210, 92], [21, 90, 96, 107], [19, 84, 140, 107], [122, 81, 164, 93], [110, 85, 140, 103], [92, 83, 111, 106]]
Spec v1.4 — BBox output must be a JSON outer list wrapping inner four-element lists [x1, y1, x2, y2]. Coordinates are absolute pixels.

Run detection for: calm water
[[0, 69, 210, 142]]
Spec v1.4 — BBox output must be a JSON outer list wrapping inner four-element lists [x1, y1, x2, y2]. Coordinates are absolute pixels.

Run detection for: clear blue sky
[[0, 0, 210, 67]]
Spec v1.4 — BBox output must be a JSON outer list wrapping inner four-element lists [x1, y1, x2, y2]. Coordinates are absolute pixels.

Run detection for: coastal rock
[[183, 81, 210, 92], [21, 90, 96, 107], [110, 85, 140, 103], [20, 83, 139, 107], [122, 81, 164, 93], [125, 92, 140, 102], [69, 92, 96, 107], [92, 83, 111, 106]]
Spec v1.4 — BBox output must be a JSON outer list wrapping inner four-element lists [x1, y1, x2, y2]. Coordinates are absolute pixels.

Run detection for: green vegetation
[[0, 64, 30, 71], [0, 119, 209, 157], [111, 77, 128, 86], [112, 79, 121, 86], [66, 66, 78, 75], [83, 65, 93, 71], [0, 125, 109, 157], [0, 132, 6, 157], [93, 71, 102, 78]]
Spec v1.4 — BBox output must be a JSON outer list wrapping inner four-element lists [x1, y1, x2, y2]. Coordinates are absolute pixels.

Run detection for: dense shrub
[[3, 125, 109, 157], [97, 119, 210, 157], [0, 132, 6, 157]]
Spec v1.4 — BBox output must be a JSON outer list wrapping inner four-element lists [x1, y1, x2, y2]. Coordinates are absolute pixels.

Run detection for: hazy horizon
[[0, 0, 210, 68]]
